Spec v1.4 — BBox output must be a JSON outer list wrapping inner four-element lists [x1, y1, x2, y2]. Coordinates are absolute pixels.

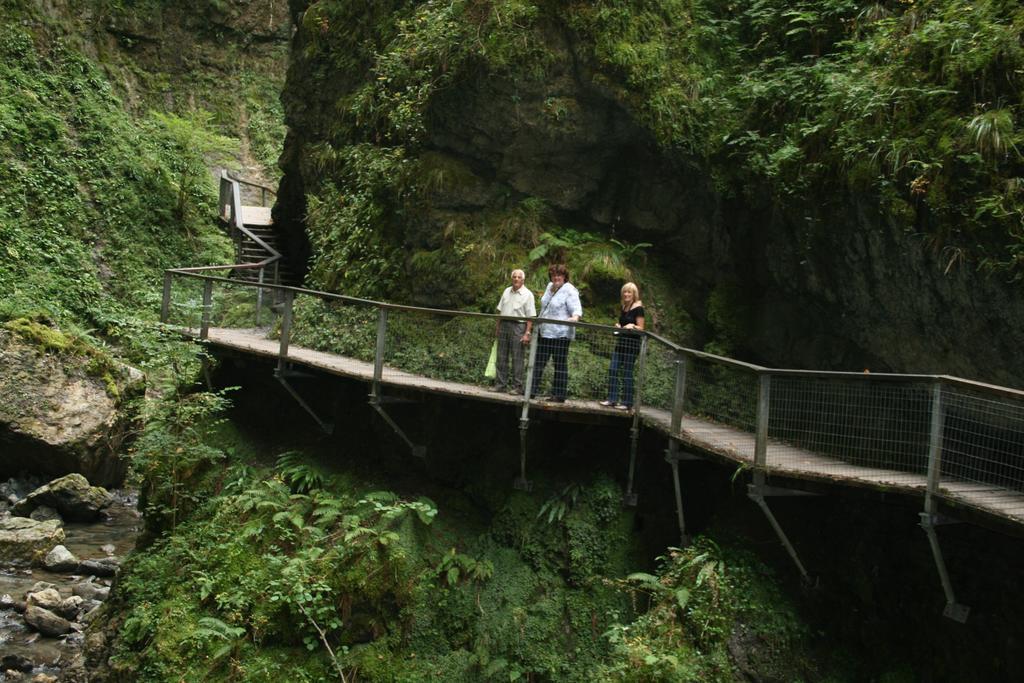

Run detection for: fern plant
[[276, 450, 327, 493]]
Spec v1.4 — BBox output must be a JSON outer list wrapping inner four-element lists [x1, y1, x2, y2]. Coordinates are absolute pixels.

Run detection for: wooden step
[[241, 245, 278, 255], [240, 206, 273, 226]]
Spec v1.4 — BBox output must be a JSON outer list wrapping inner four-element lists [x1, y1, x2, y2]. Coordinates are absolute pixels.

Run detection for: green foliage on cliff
[[0, 0, 287, 361], [597, 539, 811, 681], [286, 0, 1023, 341], [573, 0, 1024, 273], [112, 425, 820, 681], [0, 19, 234, 324]]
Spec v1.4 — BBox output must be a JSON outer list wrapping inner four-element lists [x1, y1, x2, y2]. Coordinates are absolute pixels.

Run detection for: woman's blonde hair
[[621, 282, 640, 306]]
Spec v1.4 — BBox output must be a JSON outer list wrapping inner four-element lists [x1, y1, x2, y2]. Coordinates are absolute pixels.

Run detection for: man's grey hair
[[511, 269, 526, 279]]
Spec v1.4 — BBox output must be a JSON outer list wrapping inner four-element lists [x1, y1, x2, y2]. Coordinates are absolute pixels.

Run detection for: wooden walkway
[[199, 327, 1024, 525]]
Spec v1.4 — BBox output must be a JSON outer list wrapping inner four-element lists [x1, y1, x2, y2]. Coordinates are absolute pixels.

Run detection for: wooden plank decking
[[199, 327, 1024, 525]]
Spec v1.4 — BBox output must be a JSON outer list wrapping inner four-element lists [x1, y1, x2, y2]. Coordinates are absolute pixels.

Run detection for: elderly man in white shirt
[[494, 269, 536, 394]]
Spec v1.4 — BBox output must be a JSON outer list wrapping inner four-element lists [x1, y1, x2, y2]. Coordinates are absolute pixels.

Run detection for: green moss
[[2, 316, 128, 399], [3, 317, 73, 353]]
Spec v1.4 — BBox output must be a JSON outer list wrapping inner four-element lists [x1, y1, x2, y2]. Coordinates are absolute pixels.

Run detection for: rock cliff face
[[276, 2, 1024, 386]]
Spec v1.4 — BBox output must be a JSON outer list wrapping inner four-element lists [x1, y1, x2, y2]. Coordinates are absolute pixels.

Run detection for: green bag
[[484, 341, 497, 379]]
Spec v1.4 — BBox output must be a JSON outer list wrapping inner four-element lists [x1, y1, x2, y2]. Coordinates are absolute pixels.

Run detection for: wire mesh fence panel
[[767, 376, 932, 477], [207, 279, 269, 331], [382, 309, 495, 386], [531, 325, 623, 402], [639, 340, 681, 413], [165, 276, 208, 332], [939, 385, 1024, 510], [677, 356, 760, 460], [683, 356, 758, 431], [288, 294, 378, 363]]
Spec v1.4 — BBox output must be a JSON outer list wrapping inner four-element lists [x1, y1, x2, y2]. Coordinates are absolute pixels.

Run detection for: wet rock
[[71, 580, 109, 602], [32, 673, 58, 683], [0, 517, 65, 565], [1, 592, 26, 612], [57, 595, 85, 621], [12, 474, 112, 522], [80, 600, 103, 624], [0, 329, 141, 487], [43, 544, 79, 572], [0, 654, 34, 672], [80, 557, 119, 577], [28, 580, 56, 593], [29, 505, 63, 524], [26, 587, 62, 611], [24, 604, 72, 636]]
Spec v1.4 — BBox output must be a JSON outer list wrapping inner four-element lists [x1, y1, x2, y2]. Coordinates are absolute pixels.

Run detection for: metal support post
[[365, 307, 425, 459], [200, 279, 213, 340], [665, 444, 690, 547], [748, 470, 811, 582], [276, 372, 333, 434], [924, 381, 944, 516], [372, 308, 388, 402], [623, 336, 649, 506], [671, 354, 688, 436], [920, 381, 970, 622], [514, 333, 540, 491], [368, 401, 426, 458], [656, 351, 692, 533], [624, 426, 640, 507], [161, 272, 173, 323], [278, 289, 294, 371], [255, 267, 265, 327], [754, 372, 771, 467]]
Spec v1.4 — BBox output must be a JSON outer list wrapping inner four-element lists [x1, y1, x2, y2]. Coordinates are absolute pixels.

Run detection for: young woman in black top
[[600, 282, 645, 409]]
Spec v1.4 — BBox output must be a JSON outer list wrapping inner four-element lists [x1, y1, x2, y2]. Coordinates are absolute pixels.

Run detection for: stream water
[[0, 491, 140, 680]]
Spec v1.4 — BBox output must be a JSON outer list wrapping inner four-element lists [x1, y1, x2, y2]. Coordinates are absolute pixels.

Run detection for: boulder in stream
[[1, 593, 26, 613], [43, 544, 79, 572], [24, 604, 72, 637], [0, 654, 34, 673], [12, 473, 112, 522], [30, 505, 63, 524], [80, 556, 119, 577], [57, 595, 85, 621], [71, 580, 109, 602], [0, 327, 143, 487], [0, 517, 64, 565], [26, 587, 62, 611]]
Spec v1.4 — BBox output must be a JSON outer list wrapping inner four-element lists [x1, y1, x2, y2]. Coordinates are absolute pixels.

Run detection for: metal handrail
[[216, 171, 282, 272], [226, 171, 277, 198], [161, 253, 1024, 620], [160, 268, 1024, 392], [161, 251, 1024, 542]]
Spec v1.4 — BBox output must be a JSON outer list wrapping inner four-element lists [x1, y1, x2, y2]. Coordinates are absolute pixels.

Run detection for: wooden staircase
[[218, 172, 296, 285]]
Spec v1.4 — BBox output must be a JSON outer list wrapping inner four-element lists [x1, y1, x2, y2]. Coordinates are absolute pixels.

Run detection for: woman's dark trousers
[[531, 336, 571, 399], [607, 338, 639, 406]]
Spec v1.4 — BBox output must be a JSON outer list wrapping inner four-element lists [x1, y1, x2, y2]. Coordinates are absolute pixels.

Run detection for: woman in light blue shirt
[[531, 264, 582, 403]]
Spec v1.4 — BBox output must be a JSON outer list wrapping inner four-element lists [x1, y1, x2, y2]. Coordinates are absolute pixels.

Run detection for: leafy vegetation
[[285, 0, 1024, 375], [597, 539, 813, 681], [111, 416, 823, 682]]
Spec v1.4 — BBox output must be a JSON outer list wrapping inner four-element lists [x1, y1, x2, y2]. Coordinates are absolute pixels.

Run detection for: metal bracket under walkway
[[369, 309, 426, 460]]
